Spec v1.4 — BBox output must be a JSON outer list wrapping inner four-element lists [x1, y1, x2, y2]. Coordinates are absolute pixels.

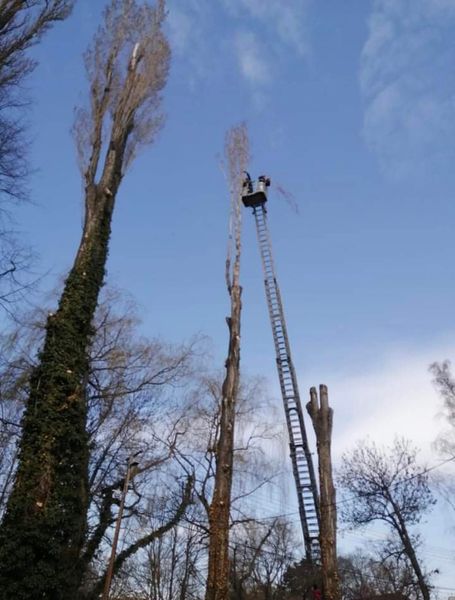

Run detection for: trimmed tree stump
[[306, 385, 340, 600]]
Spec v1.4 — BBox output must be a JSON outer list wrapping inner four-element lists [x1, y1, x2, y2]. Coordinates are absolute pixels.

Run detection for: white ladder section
[[252, 202, 320, 563]]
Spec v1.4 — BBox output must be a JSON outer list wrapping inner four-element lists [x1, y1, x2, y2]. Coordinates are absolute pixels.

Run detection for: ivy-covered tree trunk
[[0, 185, 119, 600], [0, 1, 170, 598]]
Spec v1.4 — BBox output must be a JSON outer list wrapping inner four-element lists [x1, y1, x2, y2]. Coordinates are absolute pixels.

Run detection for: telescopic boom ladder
[[242, 175, 320, 563]]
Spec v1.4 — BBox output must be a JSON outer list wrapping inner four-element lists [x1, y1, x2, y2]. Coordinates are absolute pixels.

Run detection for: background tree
[[247, 519, 296, 600], [338, 549, 423, 600], [205, 124, 250, 600], [278, 559, 321, 600], [0, 285, 199, 596], [0, 0, 75, 307], [0, 0, 75, 198], [100, 369, 284, 600], [107, 523, 204, 600], [430, 360, 455, 515], [0, 314, 33, 514], [337, 438, 435, 600], [430, 360, 455, 459], [0, 2, 170, 592], [177, 373, 281, 516], [173, 368, 285, 599]]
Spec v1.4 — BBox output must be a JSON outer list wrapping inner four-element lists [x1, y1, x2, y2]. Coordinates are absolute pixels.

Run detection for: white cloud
[[360, 0, 455, 178], [323, 341, 455, 463]]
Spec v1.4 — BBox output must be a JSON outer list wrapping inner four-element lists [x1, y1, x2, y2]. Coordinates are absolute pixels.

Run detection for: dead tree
[[0, 2, 170, 599], [205, 124, 250, 600], [306, 384, 340, 600]]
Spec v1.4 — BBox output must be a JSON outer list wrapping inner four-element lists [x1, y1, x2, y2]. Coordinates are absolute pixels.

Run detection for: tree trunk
[[205, 283, 242, 600], [0, 2, 170, 596], [179, 534, 193, 600], [306, 385, 340, 600], [388, 494, 431, 600], [0, 183, 117, 600], [205, 123, 247, 600]]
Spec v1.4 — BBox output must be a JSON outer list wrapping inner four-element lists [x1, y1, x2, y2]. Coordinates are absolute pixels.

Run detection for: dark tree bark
[[0, 147, 116, 600], [385, 493, 431, 600], [0, 2, 170, 598], [205, 287, 242, 600], [205, 124, 249, 600], [306, 385, 340, 600]]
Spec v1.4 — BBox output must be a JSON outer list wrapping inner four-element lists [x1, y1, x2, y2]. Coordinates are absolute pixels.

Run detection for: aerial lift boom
[[242, 174, 320, 563]]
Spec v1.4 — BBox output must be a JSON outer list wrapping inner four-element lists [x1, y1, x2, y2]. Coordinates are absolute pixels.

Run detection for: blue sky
[[10, 0, 455, 590]]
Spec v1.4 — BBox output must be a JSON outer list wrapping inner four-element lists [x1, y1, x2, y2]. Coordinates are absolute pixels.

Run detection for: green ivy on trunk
[[0, 193, 112, 600]]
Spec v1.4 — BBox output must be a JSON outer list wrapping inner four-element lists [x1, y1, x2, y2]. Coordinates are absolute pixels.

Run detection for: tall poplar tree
[[205, 124, 249, 600], [0, 2, 170, 598]]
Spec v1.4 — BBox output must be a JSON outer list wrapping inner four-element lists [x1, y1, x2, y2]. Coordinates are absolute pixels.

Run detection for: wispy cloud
[[360, 0, 455, 178], [167, 6, 193, 55], [224, 0, 311, 59], [166, 1, 215, 84], [234, 30, 271, 86], [166, 0, 311, 101]]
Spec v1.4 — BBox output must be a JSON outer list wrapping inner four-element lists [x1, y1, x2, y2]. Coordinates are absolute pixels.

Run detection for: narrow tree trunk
[[388, 494, 431, 600], [231, 547, 244, 600], [179, 534, 193, 600], [205, 124, 248, 600], [205, 283, 242, 600], [306, 385, 340, 600], [168, 528, 178, 600]]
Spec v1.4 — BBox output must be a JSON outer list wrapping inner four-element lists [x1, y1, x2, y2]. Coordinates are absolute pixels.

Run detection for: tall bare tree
[[337, 438, 435, 600], [0, 0, 75, 307], [0, 2, 170, 598], [205, 124, 250, 600]]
